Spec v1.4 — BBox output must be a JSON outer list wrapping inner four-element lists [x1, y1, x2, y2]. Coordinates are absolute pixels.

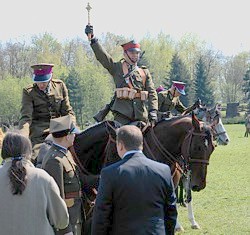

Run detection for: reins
[[145, 127, 184, 174]]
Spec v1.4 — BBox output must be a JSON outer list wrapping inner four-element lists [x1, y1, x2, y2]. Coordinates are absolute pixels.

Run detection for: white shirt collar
[[122, 150, 143, 159]]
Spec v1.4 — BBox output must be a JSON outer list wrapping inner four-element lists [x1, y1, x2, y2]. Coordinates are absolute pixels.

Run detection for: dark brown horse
[[73, 114, 215, 233], [74, 113, 215, 191]]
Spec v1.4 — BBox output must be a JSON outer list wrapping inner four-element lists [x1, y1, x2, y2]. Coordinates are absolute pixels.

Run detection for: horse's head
[[194, 104, 230, 145], [207, 104, 230, 145], [182, 113, 215, 192]]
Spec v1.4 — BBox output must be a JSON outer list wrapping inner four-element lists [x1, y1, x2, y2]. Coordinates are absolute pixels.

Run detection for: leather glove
[[85, 25, 94, 38], [149, 110, 158, 126]]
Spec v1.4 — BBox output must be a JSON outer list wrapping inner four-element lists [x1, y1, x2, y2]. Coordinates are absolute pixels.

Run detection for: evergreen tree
[[194, 57, 214, 106], [66, 68, 84, 128], [168, 53, 191, 106], [242, 68, 250, 114]]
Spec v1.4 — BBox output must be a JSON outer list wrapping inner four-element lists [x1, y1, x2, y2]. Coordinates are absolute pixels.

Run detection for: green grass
[[178, 124, 250, 234], [1, 125, 249, 234]]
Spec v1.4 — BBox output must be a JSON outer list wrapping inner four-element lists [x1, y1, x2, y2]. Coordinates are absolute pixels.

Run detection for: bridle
[[206, 110, 226, 139], [181, 126, 211, 166]]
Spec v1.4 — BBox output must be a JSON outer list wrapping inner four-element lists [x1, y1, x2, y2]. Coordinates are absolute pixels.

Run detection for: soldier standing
[[18, 63, 76, 163], [157, 81, 200, 119], [85, 25, 158, 125], [42, 115, 82, 235]]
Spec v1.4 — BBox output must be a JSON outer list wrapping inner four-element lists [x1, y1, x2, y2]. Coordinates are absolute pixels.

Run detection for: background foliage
[[0, 32, 249, 126]]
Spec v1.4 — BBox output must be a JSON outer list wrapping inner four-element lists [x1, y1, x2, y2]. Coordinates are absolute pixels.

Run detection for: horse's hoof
[[191, 224, 201, 229], [175, 226, 185, 232]]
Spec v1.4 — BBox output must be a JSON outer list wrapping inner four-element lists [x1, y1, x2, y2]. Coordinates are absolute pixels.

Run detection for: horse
[[194, 103, 230, 145], [73, 113, 215, 233], [244, 114, 250, 137], [176, 103, 230, 231]]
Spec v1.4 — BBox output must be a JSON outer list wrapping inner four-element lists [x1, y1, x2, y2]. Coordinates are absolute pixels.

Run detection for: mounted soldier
[[18, 63, 76, 164], [85, 25, 158, 126], [157, 81, 200, 119]]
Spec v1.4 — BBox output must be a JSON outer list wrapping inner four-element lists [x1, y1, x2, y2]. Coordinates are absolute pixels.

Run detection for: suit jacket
[[18, 79, 76, 146], [91, 41, 158, 123], [0, 160, 69, 235], [91, 152, 177, 235]]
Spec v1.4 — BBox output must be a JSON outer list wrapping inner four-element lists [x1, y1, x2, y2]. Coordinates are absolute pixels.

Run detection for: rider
[[85, 25, 158, 126], [18, 63, 76, 163], [157, 81, 200, 120]]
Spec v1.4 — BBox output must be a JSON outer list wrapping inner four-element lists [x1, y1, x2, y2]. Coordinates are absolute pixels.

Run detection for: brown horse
[[74, 113, 214, 191], [73, 114, 215, 233]]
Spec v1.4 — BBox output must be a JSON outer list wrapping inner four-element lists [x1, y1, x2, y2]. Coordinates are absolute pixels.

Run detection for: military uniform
[[91, 41, 158, 125], [42, 144, 82, 235], [18, 78, 76, 160]]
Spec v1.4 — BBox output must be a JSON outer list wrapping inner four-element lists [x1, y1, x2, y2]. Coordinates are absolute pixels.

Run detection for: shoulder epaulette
[[51, 79, 63, 84], [140, 65, 147, 69], [24, 83, 35, 92]]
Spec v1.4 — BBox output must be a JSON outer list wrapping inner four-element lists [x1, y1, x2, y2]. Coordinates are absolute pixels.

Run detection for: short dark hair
[[116, 125, 143, 151], [52, 129, 70, 138], [2, 131, 32, 195]]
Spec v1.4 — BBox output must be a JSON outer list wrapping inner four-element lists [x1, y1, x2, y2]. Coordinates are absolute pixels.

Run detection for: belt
[[134, 93, 141, 98], [65, 191, 82, 199]]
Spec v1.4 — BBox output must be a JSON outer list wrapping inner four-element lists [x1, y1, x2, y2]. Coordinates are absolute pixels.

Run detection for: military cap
[[121, 40, 141, 52], [49, 115, 80, 134], [172, 81, 186, 95], [31, 63, 54, 82]]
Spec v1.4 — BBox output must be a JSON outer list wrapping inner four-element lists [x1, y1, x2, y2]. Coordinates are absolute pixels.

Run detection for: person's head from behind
[[116, 125, 143, 158], [50, 115, 80, 148], [1, 131, 32, 195]]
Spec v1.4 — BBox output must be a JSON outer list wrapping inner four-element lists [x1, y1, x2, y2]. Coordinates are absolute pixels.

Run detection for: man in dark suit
[[91, 125, 177, 235]]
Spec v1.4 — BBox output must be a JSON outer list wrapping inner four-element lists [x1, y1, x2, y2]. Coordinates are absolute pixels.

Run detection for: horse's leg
[[183, 173, 201, 230], [186, 194, 201, 229], [178, 177, 187, 207], [175, 217, 184, 232]]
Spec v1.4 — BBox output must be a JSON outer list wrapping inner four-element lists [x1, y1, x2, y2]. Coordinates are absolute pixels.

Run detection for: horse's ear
[[192, 112, 200, 130]]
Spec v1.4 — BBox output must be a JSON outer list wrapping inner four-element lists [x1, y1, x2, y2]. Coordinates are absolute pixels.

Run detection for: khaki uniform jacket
[[41, 144, 82, 234], [158, 89, 186, 115], [18, 79, 76, 146], [91, 41, 158, 123], [0, 160, 69, 235]]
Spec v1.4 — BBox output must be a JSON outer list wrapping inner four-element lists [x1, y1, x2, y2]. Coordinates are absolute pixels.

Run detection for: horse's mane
[[156, 114, 191, 126]]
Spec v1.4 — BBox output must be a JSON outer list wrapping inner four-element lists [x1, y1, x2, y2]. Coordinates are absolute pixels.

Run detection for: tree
[[242, 68, 250, 113], [194, 57, 214, 106], [218, 53, 249, 103], [66, 68, 84, 128], [168, 53, 191, 106]]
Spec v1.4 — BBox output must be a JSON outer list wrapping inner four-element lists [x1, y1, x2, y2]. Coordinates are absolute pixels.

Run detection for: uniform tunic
[[42, 144, 82, 235], [91, 41, 158, 124], [18, 79, 76, 159], [158, 89, 194, 119]]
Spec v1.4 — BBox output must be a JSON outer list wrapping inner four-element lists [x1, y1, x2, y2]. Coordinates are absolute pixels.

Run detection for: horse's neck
[[144, 117, 192, 158], [75, 122, 109, 152]]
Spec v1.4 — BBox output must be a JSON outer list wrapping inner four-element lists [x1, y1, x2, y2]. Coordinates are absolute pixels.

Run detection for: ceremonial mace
[[86, 2, 92, 41]]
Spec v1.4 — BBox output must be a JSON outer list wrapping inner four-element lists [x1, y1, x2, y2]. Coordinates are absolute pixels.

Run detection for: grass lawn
[[177, 124, 250, 234]]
